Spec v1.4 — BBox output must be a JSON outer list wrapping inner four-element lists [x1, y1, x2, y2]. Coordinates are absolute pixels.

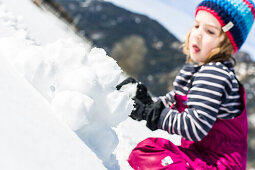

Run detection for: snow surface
[[0, 0, 181, 169], [105, 0, 255, 60], [0, 0, 86, 45], [0, 40, 106, 170]]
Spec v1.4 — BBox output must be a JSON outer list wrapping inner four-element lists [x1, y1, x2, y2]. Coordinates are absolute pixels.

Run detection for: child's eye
[[207, 30, 215, 35], [194, 24, 199, 29]]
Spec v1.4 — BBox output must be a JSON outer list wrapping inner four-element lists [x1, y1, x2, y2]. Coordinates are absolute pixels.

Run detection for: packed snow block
[[53, 48, 134, 169], [87, 48, 122, 90], [0, 34, 88, 101], [59, 67, 102, 97], [105, 90, 134, 127], [0, 30, 133, 169], [0, 56, 106, 170], [52, 90, 94, 131]]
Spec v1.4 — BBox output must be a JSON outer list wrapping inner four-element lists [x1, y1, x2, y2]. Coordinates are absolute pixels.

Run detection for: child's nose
[[194, 29, 202, 40]]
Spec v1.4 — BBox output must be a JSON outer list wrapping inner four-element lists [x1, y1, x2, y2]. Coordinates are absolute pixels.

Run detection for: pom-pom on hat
[[196, 0, 255, 53]]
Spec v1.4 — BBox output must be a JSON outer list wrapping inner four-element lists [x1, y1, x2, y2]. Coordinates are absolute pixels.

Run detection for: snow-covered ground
[[0, 0, 181, 169], [105, 0, 255, 61], [0, 51, 106, 170], [0, 0, 86, 45]]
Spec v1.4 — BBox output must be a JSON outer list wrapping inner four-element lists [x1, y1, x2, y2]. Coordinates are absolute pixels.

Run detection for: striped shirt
[[158, 61, 242, 141]]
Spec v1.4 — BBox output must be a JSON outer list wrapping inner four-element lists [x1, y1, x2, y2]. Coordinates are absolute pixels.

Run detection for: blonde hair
[[182, 29, 236, 65]]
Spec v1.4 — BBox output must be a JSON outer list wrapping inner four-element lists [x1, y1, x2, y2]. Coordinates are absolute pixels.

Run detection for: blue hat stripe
[[205, 0, 254, 34], [202, 0, 249, 39], [227, 0, 253, 40], [231, 0, 254, 32], [199, 0, 246, 47]]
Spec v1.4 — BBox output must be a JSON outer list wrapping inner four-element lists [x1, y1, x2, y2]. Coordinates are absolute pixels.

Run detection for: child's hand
[[116, 77, 153, 105], [116, 77, 137, 90], [144, 100, 164, 130], [129, 97, 146, 121], [130, 97, 164, 131]]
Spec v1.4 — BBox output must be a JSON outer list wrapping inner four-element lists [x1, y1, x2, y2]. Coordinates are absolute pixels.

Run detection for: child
[[117, 0, 255, 169]]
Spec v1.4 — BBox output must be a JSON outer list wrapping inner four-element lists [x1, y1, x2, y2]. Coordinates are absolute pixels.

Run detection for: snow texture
[[0, 0, 182, 169], [0, 42, 106, 170]]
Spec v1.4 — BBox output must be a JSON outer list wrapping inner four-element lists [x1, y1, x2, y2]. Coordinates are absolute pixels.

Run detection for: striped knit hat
[[196, 0, 255, 53]]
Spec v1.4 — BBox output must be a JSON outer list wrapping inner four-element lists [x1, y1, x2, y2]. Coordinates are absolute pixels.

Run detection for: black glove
[[129, 97, 146, 121], [144, 99, 165, 131], [116, 77, 137, 90], [116, 77, 153, 105], [130, 97, 164, 131]]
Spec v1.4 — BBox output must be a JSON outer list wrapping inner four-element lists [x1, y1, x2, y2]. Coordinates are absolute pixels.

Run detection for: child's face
[[189, 11, 224, 64]]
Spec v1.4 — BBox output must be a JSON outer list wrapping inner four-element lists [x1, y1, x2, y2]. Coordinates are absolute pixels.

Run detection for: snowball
[[87, 48, 122, 89], [58, 67, 102, 97], [105, 90, 134, 127], [93, 64, 122, 89], [43, 39, 87, 73], [51, 91, 94, 131], [118, 81, 138, 98], [86, 47, 108, 64]]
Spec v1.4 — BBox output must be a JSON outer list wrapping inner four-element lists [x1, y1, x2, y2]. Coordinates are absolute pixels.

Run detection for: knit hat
[[196, 0, 255, 53]]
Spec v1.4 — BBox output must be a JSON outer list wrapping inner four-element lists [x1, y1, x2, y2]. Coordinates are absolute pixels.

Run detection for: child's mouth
[[192, 45, 200, 53]]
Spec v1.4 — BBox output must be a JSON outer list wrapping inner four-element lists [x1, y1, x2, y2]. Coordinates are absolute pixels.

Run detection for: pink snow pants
[[128, 85, 248, 170]]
